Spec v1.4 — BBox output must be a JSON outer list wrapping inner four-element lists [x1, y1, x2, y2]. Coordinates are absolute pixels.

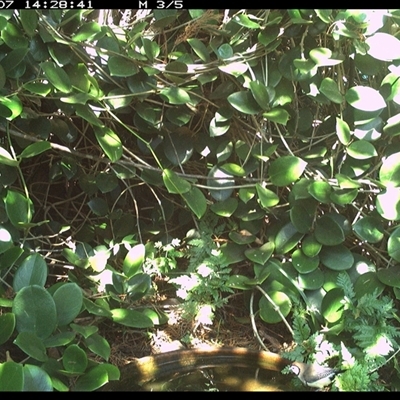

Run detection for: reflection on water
[[114, 365, 306, 391]]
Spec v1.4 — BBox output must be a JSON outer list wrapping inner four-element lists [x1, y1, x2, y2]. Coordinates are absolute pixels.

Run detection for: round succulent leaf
[[315, 215, 345, 246], [256, 183, 279, 208], [377, 266, 400, 288], [330, 188, 358, 205], [269, 156, 307, 187], [321, 288, 344, 323], [182, 186, 207, 219], [220, 163, 246, 177], [62, 344, 88, 373], [319, 77, 343, 103], [249, 80, 270, 110], [388, 227, 400, 262], [0, 313, 15, 345], [345, 86, 386, 112], [263, 107, 290, 125], [227, 91, 262, 114], [111, 308, 154, 328], [298, 268, 324, 290], [13, 285, 57, 339], [309, 47, 344, 66], [229, 230, 256, 245], [323, 270, 341, 292], [347, 140, 377, 160], [244, 242, 274, 265], [382, 113, 400, 136], [207, 166, 235, 201], [209, 197, 237, 218], [53, 283, 83, 327], [226, 274, 256, 290], [366, 32, 400, 61], [219, 242, 246, 265], [164, 133, 194, 165], [12, 253, 48, 293], [290, 202, 314, 233], [319, 245, 354, 270], [353, 216, 384, 243], [302, 234, 322, 257], [354, 272, 384, 299], [308, 181, 332, 203], [162, 168, 191, 194], [292, 249, 319, 273], [379, 152, 400, 188], [376, 187, 400, 220], [274, 222, 304, 255], [259, 290, 292, 324]]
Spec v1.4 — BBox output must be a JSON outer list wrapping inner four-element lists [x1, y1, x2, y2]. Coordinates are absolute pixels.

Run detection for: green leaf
[[84, 333, 110, 361], [111, 308, 154, 328], [346, 86, 386, 112], [72, 21, 101, 42], [108, 56, 138, 77], [142, 38, 160, 61], [71, 323, 98, 339], [229, 230, 256, 245], [379, 152, 400, 187], [82, 298, 112, 318], [320, 78, 343, 103], [249, 80, 270, 110], [263, 107, 290, 124], [388, 226, 400, 262], [0, 95, 23, 120], [298, 268, 324, 290], [290, 201, 315, 233], [377, 266, 400, 288], [2, 22, 28, 49], [19, 10, 38, 36], [40, 61, 72, 93], [93, 126, 123, 163], [23, 364, 53, 391], [13, 253, 48, 292], [233, 14, 260, 29], [383, 113, 400, 137], [269, 156, 307, 186], [162, 168, 191, 194], [207, 166, 235, 201], [315, 215, 345, 246], [319, 245, 354, 270], [73, 365, 109, 391], [376, 187, 400, 220], [259, 291, 292, 324], [292, 249, 319, 273], [315, 9, 332, 23], [12, 285, 57, 339], [1, 48, 28, 72], [347, 140, 377, 159], [0, 146, 18, 167], [302, 234, 322, 257], [308, 181, 332, 203], [274, 222, 303, 254], [321, 288, 344, 323], [330, 188, 358, 205], [244, 242, 274, 265], [14, 331, 48, 362], [353, 216, 384, 243], [182, 186, 207, 219], [256, 183, 279, 208], [43, 331, 75, 347], [0, 313, 15, 345], [75, 104, 103, 127], [164, 132, 193, 165], [366, 32, 400, 61], [220, 163, 246, 177], [62, 344, 88, 374], [309, 48, 344, 66], [160, 87, 190, 105], [0, 226, 14, 254], [354, 272, 384, 299], [19, 141, 51, 159], [227, 91, 262, 115], [210, 197, 237, 217], [187, 38, 210, 62], [0, 362, 23, 391], [53, 283, 83, 326], [87, 198, 108, 217], [5, 189, 34, 227], [123, 244, 145, 279], [336, 117, 351, 146]]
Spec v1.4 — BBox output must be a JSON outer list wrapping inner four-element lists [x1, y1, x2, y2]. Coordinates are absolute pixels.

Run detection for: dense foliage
[[1, 8, 400, 391]]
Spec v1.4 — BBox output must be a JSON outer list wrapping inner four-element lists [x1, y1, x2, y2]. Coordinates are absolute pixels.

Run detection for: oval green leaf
[[315, 215, 344, 246], [162, 168, 191, 194], [353, 216, 384, 243], [319, 245, 354, 270], [227, 91, 262, 115], [345, 86, 386, 112], [269, 156, 307, 186], [256, 183, 279, 208], [13, 285, 57, 339], [14, 331, 48, 362], [93, 126, 123, 163], [53, 283, 83, 326], [40, 61, 72, 93], [13, 253, 48, 292], [347, 140, 377, 159], [123, 244, 145, 279], [388, 226, 400, 262], [259, 290, 292, 324], [111, 308, 154, 328]]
